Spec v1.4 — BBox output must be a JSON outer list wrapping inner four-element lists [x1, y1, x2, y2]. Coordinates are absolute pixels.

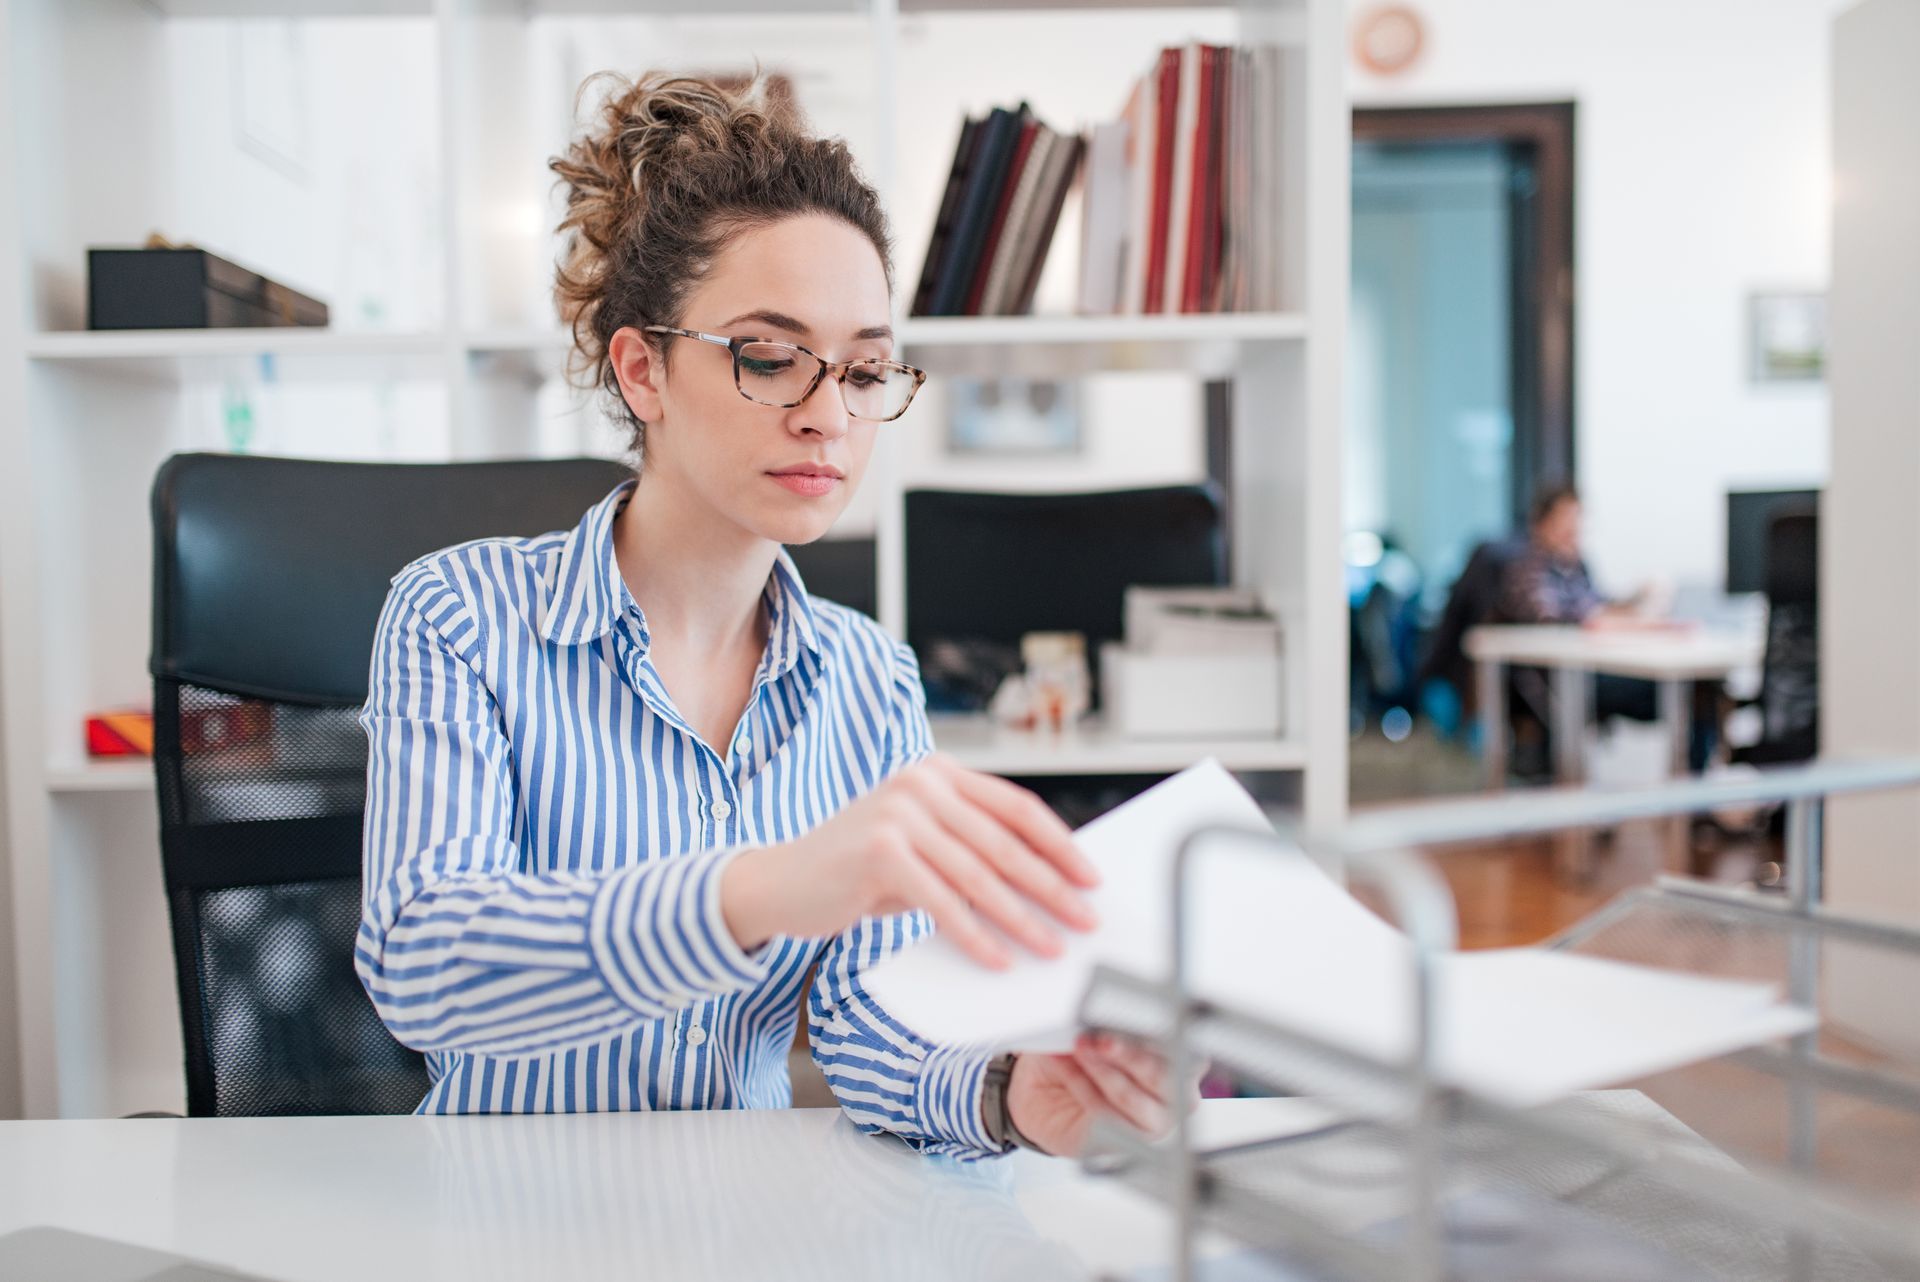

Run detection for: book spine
[[1119, 63, 1157, 316], [966, 117, 1039, 315], [1180, 44, 1215, 313], [987, 126, 1057, 316], [1200, 45, 1228, 313], [932, 106, 1018, 316], [1164, 40, 1201, 314], [1142, 46, 1180, 314], [912, 116, 981, 318], [1013, 133, 1086, 316]]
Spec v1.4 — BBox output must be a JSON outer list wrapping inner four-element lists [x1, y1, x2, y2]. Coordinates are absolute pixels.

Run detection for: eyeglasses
[[642, 324, 926, 423]]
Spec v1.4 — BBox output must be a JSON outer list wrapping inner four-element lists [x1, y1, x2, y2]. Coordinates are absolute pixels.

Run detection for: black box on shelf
[[87, 246, 330, 330]]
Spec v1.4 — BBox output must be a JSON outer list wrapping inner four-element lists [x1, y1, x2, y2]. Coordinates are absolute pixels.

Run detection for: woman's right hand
[[719, 752, 1101, 969]]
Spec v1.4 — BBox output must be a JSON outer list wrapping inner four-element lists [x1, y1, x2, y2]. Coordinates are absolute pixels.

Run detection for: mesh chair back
[[903, 485, 1227, 710], [1749, 508, 1819, 764], [151, 453, 634, 1116]]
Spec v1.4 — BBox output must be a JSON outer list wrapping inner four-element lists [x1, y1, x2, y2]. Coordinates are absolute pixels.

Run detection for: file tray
[[1075, 758, 1920, 1282]]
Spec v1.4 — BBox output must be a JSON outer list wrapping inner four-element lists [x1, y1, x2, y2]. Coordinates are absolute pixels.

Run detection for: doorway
[[1346, 103, 1576, 792]]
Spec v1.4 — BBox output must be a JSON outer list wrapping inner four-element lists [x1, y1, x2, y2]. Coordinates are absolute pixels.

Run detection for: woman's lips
[[770, 472, 840, 497]]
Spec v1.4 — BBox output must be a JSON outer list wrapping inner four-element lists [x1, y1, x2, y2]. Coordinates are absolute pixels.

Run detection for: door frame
[[1352, 102, 1577, 521]]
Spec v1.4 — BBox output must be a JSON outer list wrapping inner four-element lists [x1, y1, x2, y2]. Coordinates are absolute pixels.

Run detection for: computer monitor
[[1727, 488, 1818, 595]]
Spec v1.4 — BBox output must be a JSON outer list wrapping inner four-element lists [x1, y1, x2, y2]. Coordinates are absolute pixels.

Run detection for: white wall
[[1352, 0, 1845, 592]]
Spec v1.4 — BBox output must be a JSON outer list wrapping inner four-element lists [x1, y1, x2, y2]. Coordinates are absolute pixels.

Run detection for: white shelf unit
[[0, 0, 1346, 1119]]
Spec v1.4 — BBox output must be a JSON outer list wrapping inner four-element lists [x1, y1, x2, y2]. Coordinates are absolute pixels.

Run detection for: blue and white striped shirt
[[354, 477, 1002, 1159]]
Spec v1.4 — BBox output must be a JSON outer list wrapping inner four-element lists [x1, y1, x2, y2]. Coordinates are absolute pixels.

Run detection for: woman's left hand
[[1003, 1031, 1204, 1157]]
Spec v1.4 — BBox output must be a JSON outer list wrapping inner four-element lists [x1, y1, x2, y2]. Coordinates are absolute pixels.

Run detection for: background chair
[[1730, 506, 1819, 766], [1413, 537, 1534, 735], [904, 484, 1228, 715], [150, 453, 633, 1116], [784, 535, 877, 619], [903, 484, 1229, 828]]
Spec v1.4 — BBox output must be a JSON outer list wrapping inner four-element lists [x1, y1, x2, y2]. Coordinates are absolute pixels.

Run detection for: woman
[[354, 68, 1192, 1160]]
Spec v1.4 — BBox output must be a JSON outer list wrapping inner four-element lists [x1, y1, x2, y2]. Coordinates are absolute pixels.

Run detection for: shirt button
[[734, 734, 752, 755], [686, 1026, 708, 1046], [709, 799, 733, 820]]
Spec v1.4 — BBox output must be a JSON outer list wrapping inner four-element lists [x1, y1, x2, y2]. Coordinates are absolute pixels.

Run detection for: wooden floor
[[1376, 793, 1920, 1212], [1430, 818, 1779, 949]]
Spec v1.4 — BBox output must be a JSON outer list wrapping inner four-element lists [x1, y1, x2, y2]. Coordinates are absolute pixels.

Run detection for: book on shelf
[[965, 115, 1038, 315], [910, 42, 1282, 321], [911, 100, 1084, 318], [1088, 42, 1284, 316], [925, 103, 1025, 316]]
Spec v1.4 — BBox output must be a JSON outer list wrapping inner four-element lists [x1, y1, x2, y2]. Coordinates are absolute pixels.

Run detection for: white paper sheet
[[859, 759, 1816, 1106]]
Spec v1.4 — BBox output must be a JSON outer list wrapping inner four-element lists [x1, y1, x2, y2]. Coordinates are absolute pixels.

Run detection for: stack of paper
[[861, 760, 1815, 1107]]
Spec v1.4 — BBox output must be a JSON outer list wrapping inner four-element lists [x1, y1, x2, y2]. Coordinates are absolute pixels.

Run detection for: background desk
[[1464, 625, 1763, 787]]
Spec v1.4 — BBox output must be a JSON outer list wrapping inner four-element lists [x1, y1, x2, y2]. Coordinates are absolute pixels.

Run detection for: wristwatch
[[981, 1052, 1045, 1153]]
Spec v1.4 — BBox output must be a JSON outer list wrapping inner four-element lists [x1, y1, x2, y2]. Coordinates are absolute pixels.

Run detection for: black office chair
[[150, 452, 634, 1116], [1413, 538, 1538, 723], [903, 484, 1228, 828], [1731, 507, 1819, 767], [904, 484, 1228, 714], [785, 535, 877, 620]]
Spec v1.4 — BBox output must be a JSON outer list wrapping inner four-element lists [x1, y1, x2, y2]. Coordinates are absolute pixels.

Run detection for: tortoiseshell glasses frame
[[641, 324, 927, 423]]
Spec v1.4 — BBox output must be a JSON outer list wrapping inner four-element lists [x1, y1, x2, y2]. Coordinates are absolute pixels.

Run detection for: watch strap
[[985, 1052, 1046, 1154]]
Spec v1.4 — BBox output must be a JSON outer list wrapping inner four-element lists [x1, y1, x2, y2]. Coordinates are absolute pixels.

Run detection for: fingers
[[879, 834, 1012, 970], [899, 804, 1066, 960], [1076, 1033, 1208, 1123], [910, 766, 1099, 934], [1081, 1031, 1166, 1098], [1072, 1041, 1170, 1136], [936, 757, 1101, 889]]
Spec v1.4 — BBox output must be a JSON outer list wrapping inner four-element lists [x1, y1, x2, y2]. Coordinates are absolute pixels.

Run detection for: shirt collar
[[540, 477, 823, 670], [766, 543, 823, 676]]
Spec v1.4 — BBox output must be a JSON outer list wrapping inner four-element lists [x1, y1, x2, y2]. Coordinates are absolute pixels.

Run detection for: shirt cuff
[[912, 1043, 1007, 1156], [587, 844, 774, 1019]]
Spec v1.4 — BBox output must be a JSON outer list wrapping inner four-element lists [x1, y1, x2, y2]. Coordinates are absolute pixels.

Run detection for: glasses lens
[[842, 361, 919, 421], [736, 342, 818, 407]]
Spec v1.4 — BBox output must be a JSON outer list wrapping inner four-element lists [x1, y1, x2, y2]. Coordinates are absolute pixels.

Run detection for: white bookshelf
[[0, 0, 1347, 1119]]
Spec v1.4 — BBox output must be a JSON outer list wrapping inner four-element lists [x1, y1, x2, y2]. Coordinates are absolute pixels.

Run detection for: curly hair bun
[[546, 66, 891, 461]]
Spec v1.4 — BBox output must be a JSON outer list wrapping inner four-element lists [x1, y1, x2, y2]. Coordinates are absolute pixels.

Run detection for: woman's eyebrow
[[720, 308, 892, 342]]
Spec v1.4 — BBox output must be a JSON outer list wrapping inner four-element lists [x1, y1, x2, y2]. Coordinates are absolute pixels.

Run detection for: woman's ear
[[608, 326, 667, 424]]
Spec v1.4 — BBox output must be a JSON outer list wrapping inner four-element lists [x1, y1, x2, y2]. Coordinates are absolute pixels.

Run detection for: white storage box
[[1100, 640, 1285, 739], [1123, 585, 1275, 656]]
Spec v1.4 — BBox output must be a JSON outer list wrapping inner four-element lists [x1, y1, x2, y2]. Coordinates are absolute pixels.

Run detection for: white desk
[[1464, 625, 1763, 788], [0, 1102, 1275, 1282], [0, 1093, 1891, 1281]]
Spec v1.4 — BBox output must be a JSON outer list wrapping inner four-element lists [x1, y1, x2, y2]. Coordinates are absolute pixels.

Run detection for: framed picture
[[1748, 291, 1826, 383], [946, 377, 1082, 456]]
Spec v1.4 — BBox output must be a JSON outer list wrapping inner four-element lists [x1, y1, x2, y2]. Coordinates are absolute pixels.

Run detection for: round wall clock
[[1354, 5, 1426, 77]]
